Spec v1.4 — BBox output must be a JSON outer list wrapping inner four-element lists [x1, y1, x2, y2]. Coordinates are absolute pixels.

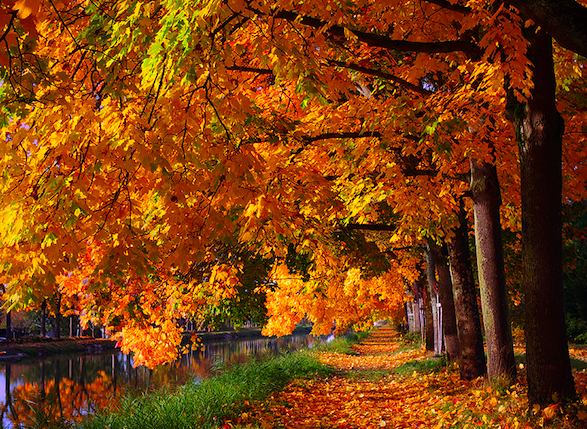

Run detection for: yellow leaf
[[13, 0, 40, 19]]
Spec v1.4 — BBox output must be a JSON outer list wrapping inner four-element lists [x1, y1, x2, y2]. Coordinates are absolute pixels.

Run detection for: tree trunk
[[413, 300, 421, 334], [411, 280, 425, 344], [470, 159, 516, 382], [447, 200, 487, 379], [404, 302, 414, 332], [421, 276, 435, 352], [509, 28, 575, 404], [40, 299, 47, 337], [431, 242, 460, 361], [53, 294, 61, 339], [425, 247, 443, 355], [5, 311, 11, 341]]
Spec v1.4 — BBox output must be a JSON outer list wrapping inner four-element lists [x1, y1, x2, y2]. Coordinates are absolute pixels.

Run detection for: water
[[0, 334, 318, 428]]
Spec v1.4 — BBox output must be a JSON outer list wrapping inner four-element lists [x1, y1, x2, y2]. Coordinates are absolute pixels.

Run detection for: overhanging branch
[[257, 8, 480, 56]]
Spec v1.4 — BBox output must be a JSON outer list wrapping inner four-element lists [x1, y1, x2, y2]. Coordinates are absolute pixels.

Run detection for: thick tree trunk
[[447, 200, 486, 379], [470, 159, 516, 382], [431, 242, 460, 361], [425, 246, 443, 355], [510, 28, 575, 404]]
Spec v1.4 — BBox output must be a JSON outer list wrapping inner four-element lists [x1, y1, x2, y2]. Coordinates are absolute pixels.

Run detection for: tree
[[508, 27, 576, 405], [0, 4, 584, 406]]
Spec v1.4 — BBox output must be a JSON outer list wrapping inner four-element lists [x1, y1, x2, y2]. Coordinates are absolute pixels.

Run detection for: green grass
[[82, 351, 332, 429], [313, 331, 370, 355], [393, 356, 447, 376]]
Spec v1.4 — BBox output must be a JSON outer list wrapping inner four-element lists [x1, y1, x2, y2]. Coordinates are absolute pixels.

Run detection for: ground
[[223, 328, 587, 429]]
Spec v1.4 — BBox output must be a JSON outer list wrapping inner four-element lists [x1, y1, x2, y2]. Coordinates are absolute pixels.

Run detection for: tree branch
[[302, 131, 382, 142], [0, 10, 16, 44], [507, 0, 587, 57], [328, 59, 431, 96], [226, 65, 273, 74], [345, 223, 396, 231], [266, 9, 480, 56]]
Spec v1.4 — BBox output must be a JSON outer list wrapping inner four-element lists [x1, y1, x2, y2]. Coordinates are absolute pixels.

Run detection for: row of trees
[[0, 0, 585, 405]]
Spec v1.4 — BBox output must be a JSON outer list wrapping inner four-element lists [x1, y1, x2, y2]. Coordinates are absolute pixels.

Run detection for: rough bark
[[470, 159, 516, 382], [509, 28, 575, 404], [447, 200, 487, 379], [431, 242, 460, 361]]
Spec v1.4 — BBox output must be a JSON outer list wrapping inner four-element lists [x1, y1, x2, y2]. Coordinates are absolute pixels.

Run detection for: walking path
[[224, 327, 587, 429]]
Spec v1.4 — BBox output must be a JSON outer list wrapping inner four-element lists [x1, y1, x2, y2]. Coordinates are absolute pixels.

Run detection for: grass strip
[[82, 351, 332, 429], [393, 356, 447, 376], [313, 331, 370, 355]]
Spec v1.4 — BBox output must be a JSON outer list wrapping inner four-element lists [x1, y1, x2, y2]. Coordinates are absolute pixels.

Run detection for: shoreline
[[0, 325, 313, 362]]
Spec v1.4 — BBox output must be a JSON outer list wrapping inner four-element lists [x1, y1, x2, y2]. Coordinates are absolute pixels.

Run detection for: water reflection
[[0, 334, 317, 428]]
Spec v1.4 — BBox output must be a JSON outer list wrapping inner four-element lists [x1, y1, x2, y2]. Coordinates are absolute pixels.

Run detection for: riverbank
[[0, 326, 313, 362], [0, 337, 116, 360], [82, 347, 334, 429]]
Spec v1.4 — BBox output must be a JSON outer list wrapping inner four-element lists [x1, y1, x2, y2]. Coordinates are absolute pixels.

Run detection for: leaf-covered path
[[224, 327, 587, 429]]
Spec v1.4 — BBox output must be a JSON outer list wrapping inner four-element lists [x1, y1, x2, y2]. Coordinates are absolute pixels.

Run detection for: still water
[[0, 334, 318, 428]]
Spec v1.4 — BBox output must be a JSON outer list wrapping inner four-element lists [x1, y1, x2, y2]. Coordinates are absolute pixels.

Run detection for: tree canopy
[[0, 1, 585, 407]]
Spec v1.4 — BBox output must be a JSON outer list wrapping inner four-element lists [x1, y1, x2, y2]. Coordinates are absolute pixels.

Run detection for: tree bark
[[412, 300, 421, 334], [421, 270, 436, 352], [470, 159, 516, 382], [431, 242, 460, 361], [425, 246, 443, 355], [447, 199, 487, 379], [509, 28, 575, 404], [411, 280, 425, 344]]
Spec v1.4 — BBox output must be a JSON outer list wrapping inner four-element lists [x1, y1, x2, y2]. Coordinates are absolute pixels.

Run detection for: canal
[[0, 333, 319, 428]]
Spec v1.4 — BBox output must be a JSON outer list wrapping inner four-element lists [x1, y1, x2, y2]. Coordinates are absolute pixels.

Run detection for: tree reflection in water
[[0, 334, 315, 428]]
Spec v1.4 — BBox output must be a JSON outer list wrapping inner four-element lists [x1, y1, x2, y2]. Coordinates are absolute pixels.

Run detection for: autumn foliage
[[0, 0, 585, 412]]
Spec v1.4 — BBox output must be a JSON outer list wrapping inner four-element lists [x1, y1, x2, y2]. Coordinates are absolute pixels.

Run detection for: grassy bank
[[82, 331, 366, 429], [83, 351, 328, 429]]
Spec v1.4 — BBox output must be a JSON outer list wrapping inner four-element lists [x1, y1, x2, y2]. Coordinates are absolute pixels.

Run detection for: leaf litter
[[222, 327, 587, 429]]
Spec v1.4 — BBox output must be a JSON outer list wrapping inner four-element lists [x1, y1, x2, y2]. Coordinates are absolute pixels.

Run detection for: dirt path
[[225, 327, 587, 429]]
